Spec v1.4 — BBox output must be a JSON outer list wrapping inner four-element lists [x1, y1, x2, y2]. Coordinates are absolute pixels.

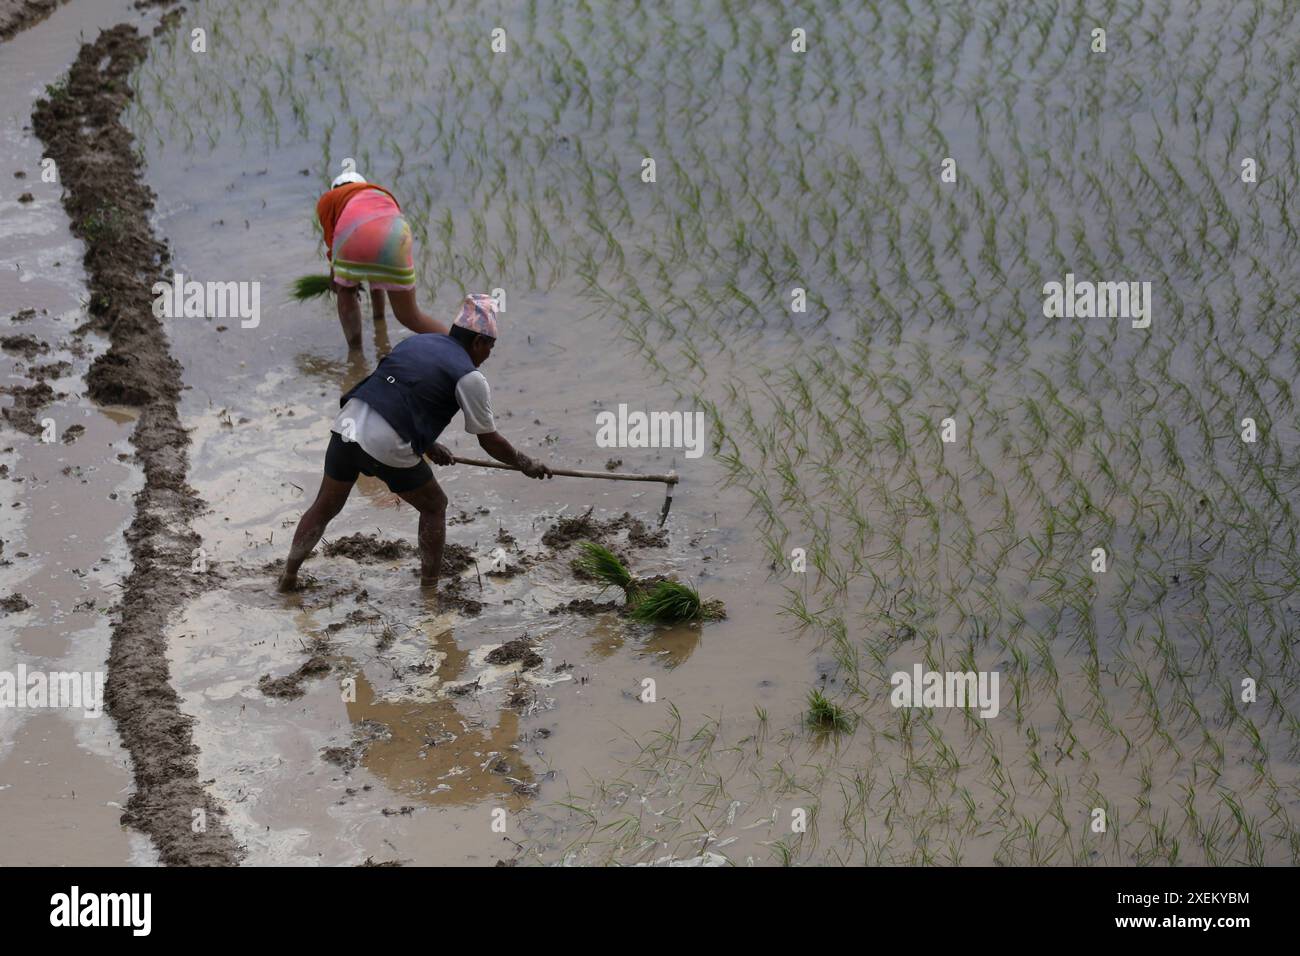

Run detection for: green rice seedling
[[290, 274, 332, 301], [629, 580, 725, 624], [806, 689, 854, 733], [573, 541, 634, 594]]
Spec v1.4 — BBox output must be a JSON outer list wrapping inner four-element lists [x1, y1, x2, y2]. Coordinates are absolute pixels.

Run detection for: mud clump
[[321, 608, 381, 636], [0, 0, 64, 41], [320, 747, 355, 769], [505, 686, 535, 710], [1, 334, 48, 358], [1, 381, 57, 435], [486, 638, 543, 670], [438, 576, 483, 616], [441, 542, 474, 576], [323, 533, 413, 562], [624, 515, 669, 549], [449, 506, 490, 525], [549, 598, 623, 617], [29, 360, 72, 379], [258, 655, 331, 699], [1, 592, 33, 614], [397, 541, 475, 580], [321, 719, 391, 772], [31, 10, 243, 866], [542, 508, 667, 549], [541, 508, 606, 549]]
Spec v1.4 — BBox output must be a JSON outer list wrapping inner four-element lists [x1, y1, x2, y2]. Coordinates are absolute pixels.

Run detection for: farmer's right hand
[[518, 455, 552, 479]]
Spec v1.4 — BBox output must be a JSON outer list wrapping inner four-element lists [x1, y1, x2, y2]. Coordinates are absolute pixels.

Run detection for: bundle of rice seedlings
[[805, 689, 854, 732], [628, 580, 725, 624], [290, 273, 333, 300], [572, 542, 725, 624], [573, 541, 635, 593]]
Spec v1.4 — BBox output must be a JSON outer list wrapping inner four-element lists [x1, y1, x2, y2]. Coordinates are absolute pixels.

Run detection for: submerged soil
[[30, 10, 242, 865]]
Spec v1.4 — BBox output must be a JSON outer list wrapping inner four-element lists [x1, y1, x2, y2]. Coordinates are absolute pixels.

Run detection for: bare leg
[[372, 313, 393, 357], [388, 288, 448, 335], [395, 477, 448, 586], [371, 289, 392, 356], [335, 284, 363, 351], [279, 474, 355, 591]]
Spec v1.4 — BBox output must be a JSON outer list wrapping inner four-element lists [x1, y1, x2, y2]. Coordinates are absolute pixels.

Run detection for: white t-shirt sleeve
[[455, 371, 496, 435]]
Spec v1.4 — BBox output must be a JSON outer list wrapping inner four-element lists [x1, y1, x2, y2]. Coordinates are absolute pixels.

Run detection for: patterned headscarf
[[453, 293, 499, 339]]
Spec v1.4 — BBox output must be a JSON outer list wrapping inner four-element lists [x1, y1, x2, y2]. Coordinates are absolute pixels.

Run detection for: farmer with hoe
[[278, 293, 552, 592], [317, 166, 445, 348]]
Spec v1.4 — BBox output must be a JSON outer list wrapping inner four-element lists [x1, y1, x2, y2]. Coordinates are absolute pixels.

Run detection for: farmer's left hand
[[428, 443, 455, 466]]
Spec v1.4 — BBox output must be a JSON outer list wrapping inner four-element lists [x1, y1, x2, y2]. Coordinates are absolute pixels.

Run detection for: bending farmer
[[317, 167, 446, 348], [279, 293, 551, 591]]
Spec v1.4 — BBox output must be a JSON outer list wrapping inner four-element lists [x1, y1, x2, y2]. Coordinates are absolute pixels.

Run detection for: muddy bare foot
[[278, 571, 300, 592]]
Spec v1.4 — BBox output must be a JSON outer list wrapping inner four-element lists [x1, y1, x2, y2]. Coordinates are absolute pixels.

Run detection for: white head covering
[[331, 170, 367, 189]]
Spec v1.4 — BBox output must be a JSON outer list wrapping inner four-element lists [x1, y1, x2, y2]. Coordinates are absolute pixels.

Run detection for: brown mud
[[485, 638, 543, 670], [541, 507, 668, 550], [1, 334, 49, 358], [30, 11, 243, 865], [258, 655, 332, 699], [323, 533, 413, 562], [1, 592, 33, 613], [320, 533, 478, 581], [0, 0, 66, 41], [1, 379, 58, 436], [436, 576, 484, 616], [549, 598, 623, 616]]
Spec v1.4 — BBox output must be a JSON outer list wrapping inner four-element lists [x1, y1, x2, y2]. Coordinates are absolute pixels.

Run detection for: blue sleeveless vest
[[341, 333, 475, 457]]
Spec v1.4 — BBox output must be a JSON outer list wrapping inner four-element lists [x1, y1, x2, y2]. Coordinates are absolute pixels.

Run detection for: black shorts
[[323, 431, 432, 493]]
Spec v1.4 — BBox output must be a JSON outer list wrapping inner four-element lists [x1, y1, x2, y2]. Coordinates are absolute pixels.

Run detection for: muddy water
[[157, 304, 782, 864], [119, 11, 789, 862], [0, 0, 164, 866], [121, 5, 801, 864], [80, 0, 1300, 867]]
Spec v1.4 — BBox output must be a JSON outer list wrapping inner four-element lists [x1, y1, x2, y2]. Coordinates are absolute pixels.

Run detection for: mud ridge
[[0, 0, 68, 41], [30, 11, 242, 865]]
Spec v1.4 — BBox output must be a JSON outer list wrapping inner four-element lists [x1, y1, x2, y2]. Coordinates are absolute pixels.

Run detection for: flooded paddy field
[[3, 0, 1298, 868]]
